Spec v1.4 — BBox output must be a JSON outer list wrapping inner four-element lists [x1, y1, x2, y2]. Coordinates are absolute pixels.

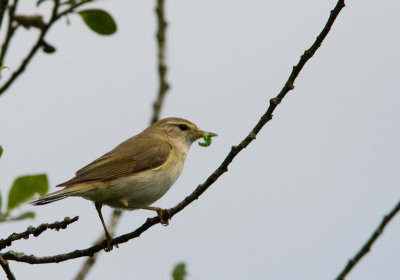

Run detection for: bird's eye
[[178, 124, 189, 131]]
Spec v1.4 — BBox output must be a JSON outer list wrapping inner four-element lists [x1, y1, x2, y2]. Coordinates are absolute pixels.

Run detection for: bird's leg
[[95, 202, 115, 252], [128, 205, 169, 226]]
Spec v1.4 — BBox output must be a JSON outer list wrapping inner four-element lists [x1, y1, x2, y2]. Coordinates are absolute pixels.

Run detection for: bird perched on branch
[[31, 117, 217, 251]]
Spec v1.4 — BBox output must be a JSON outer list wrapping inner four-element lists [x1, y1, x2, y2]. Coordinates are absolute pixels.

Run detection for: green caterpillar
[[198, 132, 212, 147]]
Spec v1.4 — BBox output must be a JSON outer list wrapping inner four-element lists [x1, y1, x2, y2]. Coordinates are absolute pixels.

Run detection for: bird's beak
[[194, 130, 218, 139], [207, 131, 218, 137]]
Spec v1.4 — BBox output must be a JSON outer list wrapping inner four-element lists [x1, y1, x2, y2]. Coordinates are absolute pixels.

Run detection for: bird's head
[[150, 117, 217, 149]]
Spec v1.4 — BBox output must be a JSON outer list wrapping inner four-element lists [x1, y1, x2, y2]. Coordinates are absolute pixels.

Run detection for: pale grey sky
[[1, 0, 400, 279]]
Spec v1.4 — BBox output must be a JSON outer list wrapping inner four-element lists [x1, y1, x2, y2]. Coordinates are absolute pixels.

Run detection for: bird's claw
[[104, 236, 119, 252], [156, 208, 169, 226]]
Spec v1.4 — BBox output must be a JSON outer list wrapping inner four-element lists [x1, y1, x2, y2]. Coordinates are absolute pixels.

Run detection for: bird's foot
[[156, 208, 169, 226], [104, 242, 113, 252], [104, 235, 119, 252]]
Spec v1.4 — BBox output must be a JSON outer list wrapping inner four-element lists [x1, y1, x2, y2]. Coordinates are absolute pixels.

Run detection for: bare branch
[[55, 0, 93, 21], [0, 254, 15, 280], [0, 0, 9, 28], [2, 0, 346, 265], [73, 210, 121, 280], [0, 216, 79, 251], [0, 0, 19, 70], [334, 199, 400, 280], [0, 0, 93, 96], [14, 14, 46, 29], [2, 216, 158, 263], [151, 0, 169, 124]]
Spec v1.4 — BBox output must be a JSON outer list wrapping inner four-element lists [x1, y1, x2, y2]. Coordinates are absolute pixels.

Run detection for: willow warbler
[[31, 117, 217, 251]]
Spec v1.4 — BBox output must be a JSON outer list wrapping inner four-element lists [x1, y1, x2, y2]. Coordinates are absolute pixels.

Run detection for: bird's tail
[[30, 188, 70, 205], [30, 185, 91, 206]]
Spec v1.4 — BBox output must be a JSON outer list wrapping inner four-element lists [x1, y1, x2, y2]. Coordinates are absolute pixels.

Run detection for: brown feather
[[57, 134, 172, 187]]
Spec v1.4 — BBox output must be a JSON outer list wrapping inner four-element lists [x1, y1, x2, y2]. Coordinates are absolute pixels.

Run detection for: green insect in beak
[[198, 132, 212, 147]]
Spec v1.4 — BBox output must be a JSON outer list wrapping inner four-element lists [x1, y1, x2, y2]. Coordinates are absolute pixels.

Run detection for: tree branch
[[334, 199, 400, 280], [0, 0, 93, 96], [0, 0, 10, 34], [0, 254, 15, 280], [151, 0, 169, 124], [0, 0, 19, 71], [73, 210, 121, 280], [0, 216, 79, 251], [2, 0, 346, 265]]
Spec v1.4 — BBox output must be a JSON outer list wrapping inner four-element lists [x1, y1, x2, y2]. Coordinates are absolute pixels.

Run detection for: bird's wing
[[57, 135, 171, 187]]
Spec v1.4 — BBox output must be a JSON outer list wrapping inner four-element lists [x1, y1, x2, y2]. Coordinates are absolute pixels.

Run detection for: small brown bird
[[31, 117, 217, 251]]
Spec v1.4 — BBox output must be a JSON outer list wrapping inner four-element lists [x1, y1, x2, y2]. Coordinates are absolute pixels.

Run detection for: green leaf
[[78, 9, 117, 35], [7, 174, 49, 211], [8, 211, 36, 221], [0, 66, 9, 71], [0, 212, 8, 222], [0, 211, 35, 223], [0, 145, 3, 158], [172, 262, 187, 280]]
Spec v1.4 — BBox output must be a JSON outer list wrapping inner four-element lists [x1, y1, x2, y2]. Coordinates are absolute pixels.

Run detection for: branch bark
[[151, 0, 169, 124], [0, 216, 79, 251], [334, 199, 400, 280], [2, 0, 346, 265], [0, 0, 9, 28], [0, 0, 19, 71], [0, 254, 15, 280]]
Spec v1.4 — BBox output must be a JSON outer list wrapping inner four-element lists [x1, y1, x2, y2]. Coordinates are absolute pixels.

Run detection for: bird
[[31, 117, 217, 251]]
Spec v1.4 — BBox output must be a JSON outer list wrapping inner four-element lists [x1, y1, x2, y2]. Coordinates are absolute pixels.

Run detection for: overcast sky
[[1, 0, 400, 279]]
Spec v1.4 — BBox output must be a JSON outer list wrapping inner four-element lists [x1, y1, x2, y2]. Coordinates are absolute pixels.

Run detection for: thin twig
[[0, 0, 9, 30], [334, 199, 400, 280], [2, 0, 346, 265], [151, 0, 169, 124], [55, 0, 93, 21], [0, 0, 18, 70], [0, 216, 79, 251], [0, 254, 15, 280], [73, 1, 170, 277], [0, 0, 93, 96], [73, 210, 121, 280]]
